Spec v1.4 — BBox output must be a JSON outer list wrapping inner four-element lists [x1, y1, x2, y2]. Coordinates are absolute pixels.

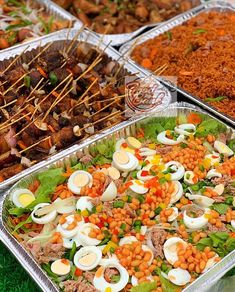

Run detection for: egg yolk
[[74, 173, 89, 188], [18, 194, 35, 207], [79, 252, 96, 267]]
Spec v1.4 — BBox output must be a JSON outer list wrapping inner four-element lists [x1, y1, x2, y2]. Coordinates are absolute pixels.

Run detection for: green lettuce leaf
[[131, 281, 157, 292], [12, 215, 32, 233], [195, 119, 227, 137]]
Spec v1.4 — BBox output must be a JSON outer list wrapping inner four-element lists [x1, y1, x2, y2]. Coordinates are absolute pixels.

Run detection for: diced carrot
[[37, 66, 47, 78], [217, 29, 225, 36], [187, 112, 202, 125], [179, 70, 193, 76], [48, 124, 55, 133], [141, 58, 153, 69], [75, 268, 83, 277], [52, 91, 59, 98], [17, 140, 27, 150]]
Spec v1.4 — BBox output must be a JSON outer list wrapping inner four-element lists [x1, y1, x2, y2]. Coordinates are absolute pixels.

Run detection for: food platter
[[0, 28, 171, 191], [0, 0, 78, 51], [50, 0, 202, 46], [119, 0, 235, 126], [0, 102, 235, 292]]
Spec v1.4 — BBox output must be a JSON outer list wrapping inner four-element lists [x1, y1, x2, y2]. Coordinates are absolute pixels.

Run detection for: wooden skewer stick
[[27, 42, 53, 66], [90, 97, 124, 118], [41, 76, 74, 122], [88, 94, 126, 106], [1, 45, 30, 75], [23, 78, 45, 104], [31, 73, 73, 119], [0, 98, 17, 109], [3, 72, 29, 95], [0, 105, 28, 128], [13, 113, 43, 137], [19, 136, 51, 154], [0, 111, 31, 132]]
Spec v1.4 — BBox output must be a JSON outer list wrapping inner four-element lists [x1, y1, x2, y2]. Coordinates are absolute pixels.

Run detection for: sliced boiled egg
[[101, 181, 117, 202], [214, 141, 233, 157], [74, 246, 102, 271], [63, 233, 82, 249], [185, 193, 214, 208], [68, 170, 93, 195], [206, 169, 222, 179], [93, 261, 129, 292], [157, 131, 184, 145], [205, 153, 220, 166], [214, 184, 224, 196], [164, 161, 185, 181], [54, 197, 76, 214], [184, 171, 197, 185], [107, 166, 120, 180], [139, 147, 157, 157], [163, 237, 187, 265], [126, 137, 142, 149], [129, 179, 148, 194], [57, 214, 84, 238], [51, 259, 71, 276], [231, 220, 235, 229], [115, 138, 126, 151], [202, 254, 219, 273], [170, 181, 183, 204], [11, 189, 35, 208], [112, 150, 138, 172], [142, 245, 154, 265], [137, 169, 154, 181], [31, 203, 57, 224], [119, 236, 137, 246], [168, 268, 191, 286], [115, 138, 135, 154], [168, 207, 179, 222], [77, 223, 101, 246], [183, 208, 210, 230], [76, 196, 93, 212], [174, 124, 196, 136]]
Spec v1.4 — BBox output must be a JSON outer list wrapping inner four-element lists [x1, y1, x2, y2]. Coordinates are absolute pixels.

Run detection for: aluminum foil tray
[[0, 102, 234, 292], [119, 0, 235, 126], [0, 28, 171, 192], [0, 0, 79, 54], [49, 0, 204, 47]]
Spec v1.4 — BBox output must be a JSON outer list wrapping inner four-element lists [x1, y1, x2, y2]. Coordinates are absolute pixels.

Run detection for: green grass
[[0, 241, 41, 292]]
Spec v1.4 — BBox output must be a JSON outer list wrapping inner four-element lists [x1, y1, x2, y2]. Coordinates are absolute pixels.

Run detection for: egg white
[[163, 237, 187, 265], [31, 203, 57, 225], [112, 151, 139, 172], [183, 208, 210, 230], [74, 246, 102, 271], [57, 214, 84, 238], [168, 268, 191, 286], [77, 223, 101, 246], [68, 170, 93, 195], [214, 141, 233, 157], [12, 189, 35, 208], [157, 131, 184, 145], [164, 161, 185, 181], [129, 179, 148, 194], [76, 196, 93, 211]]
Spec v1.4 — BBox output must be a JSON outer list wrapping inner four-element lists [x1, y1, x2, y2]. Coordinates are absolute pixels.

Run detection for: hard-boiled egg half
[[137, 169, 154, 181], [164, 161, 185, 181], [74, 246, 102, 271], [51, 259, 71, 276], [157, 131, 184, 145], [184, 171, 198, 185], [185, 193, 214, 208], [202, 254, 219, 273], [183, 208, 210, 230], [168, 268, 191, 286], [142, 245, 154, 265], [32, 203, 57, 224], [174, 123, 196, 136], [131, 276, 153, 287], [54, 197, 76, 214], [112, 150, 138, 172], [119, 236, 137, 246], [93, 260, 129, 292], [76, 196, 93, 212], [205, 153, 220, 166], [129, 179, 148, 194], [100, 181, 117, 202], [206, 169, 222, 179], [214, 141, 233, 157], [63, 234, 82, 249], [57, 214, 84, 238], [11, 189, 35, 208], [167, 207, 179, 222], [77, 223, 101, 246], [68, 170, 93, 195], [170, 181, 183, 204], [163, 237, 187, 265]]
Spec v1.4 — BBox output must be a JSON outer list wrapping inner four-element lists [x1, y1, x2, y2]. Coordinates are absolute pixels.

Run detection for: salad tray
[[119, 0, 235, 127], [0, 28, 171, 192], [0, 102, 234, 292]]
